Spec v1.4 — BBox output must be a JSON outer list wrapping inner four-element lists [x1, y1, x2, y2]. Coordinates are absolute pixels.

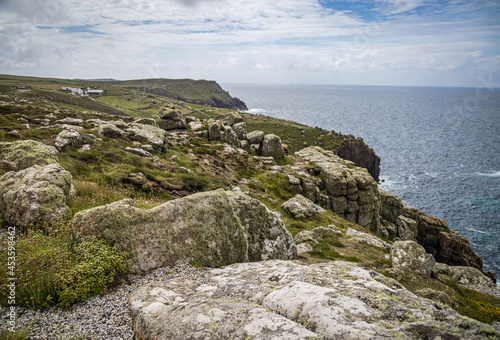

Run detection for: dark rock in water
[[403, 207, 483, 271], [337, 139, 380, 182]]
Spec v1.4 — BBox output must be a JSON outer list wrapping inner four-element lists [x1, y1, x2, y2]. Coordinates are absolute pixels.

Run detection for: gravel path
[[0, 226, 208, 339]]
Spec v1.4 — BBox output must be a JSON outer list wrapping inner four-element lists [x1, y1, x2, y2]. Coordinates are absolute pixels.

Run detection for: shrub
[[0, 220, 128, 310], [0, 220, 75, 309], [57, 237, 128, 310]]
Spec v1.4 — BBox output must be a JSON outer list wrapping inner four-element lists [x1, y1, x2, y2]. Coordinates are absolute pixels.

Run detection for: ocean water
[[224, 84, 500, 275]]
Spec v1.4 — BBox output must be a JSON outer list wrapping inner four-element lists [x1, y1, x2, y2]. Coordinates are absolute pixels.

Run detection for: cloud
[[0, 0, 498, 86]]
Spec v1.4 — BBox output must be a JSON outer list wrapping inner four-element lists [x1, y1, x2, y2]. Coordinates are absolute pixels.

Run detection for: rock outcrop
[[260, 134, 285, 160], [295, 147, 381, 232], [0, 164, 72, 227], [0, 140, 59, 171], [391, 240, 436, 277], [336, 138, 380, 182], [73, 189, 296, 272], [55, 129, 84, 151], [128, 260, 498, 340], [126, 123, 167, 153], [281, 194, 324, 219], [403, 208, 483, 271], [157, 104, 187, 130], [98, 123, 129, 139]]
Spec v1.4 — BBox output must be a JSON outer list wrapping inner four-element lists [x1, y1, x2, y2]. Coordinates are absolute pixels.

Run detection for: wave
[[245, 108, 266, 114], [464, 226, 489, 234], [475, 170, 500, 177]]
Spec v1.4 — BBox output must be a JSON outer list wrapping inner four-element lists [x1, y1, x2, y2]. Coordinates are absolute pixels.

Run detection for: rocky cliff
[[0, 78, 498, 338], [336, 137, 381, 181]]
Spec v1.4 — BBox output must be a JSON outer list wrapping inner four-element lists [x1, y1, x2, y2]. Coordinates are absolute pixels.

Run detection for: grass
[[0, 219, 128, 311]]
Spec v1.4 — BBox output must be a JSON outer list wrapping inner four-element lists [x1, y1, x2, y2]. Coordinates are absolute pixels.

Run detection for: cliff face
[[336, 138, 380, 182], [403, 208, 483, 271]]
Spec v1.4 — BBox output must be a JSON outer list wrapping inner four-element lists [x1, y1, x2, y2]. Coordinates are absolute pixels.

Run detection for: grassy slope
[[0, 75, 499, 323]]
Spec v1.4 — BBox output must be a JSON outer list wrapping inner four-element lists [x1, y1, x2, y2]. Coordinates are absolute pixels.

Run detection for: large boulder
[[158, 104, 186, 130], [391, 240, 435, 277], [0, 164, 72, 227], [128, 260, 498, 340], [379, 189, 403, 224], [281, 194, 324, 219], [73, 189, 296, 272], [247, 130, 265, 145], [55, 129, 84, 150], [0, 140, 59, 171], [295, 147, 381, 232], [223, 125, 240, 148], [126, 123, 167, 153], [232, 122, 247, 140], [98, 123, 129, 139], [207, 120, 222, 140], [403, 208, 483, 270], [261, 134, 285, 160], [433, 263, 496, 293]]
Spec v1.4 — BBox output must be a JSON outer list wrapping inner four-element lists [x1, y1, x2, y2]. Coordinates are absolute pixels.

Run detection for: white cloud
[[0, 0, 498, 86]]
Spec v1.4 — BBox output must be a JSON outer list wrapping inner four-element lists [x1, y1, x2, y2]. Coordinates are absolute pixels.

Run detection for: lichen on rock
[[128, 260, 498, 340], [73, 189, 296, 272], [0, 164, 72, 227]]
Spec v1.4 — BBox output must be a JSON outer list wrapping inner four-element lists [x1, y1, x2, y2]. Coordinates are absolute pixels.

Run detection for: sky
[[0, 0, 499, 87]]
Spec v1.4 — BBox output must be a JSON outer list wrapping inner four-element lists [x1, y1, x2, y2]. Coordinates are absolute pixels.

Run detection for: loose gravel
[[0, 226, 208, 339]]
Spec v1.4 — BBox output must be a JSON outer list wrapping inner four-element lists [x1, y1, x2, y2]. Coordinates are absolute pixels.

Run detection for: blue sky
[[0, 0, 499, 86]]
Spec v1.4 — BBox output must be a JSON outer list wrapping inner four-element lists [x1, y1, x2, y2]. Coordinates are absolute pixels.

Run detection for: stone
[[311, 226, 337, 238], [78, 144, 91, 152], [158, 104, 187, 130], [55, 129, 83, 150], [0, 140, 59, 171], [126, 123, 167, 153], [296, 243, 313, 255], [133, 118, 158, 127], [404, 208, 483, 270], [295, 147, 381, 232], [124, 147, 152, 157], [391, 240, 435, 277], [288, 175, 302, 194], [0, 164, 72, 227], [281, 194, 324, 219], [261, 134, 285, 160], [228, 111, 244, 125], [232, 122, 247, 140], [415, 288, 453, 306], [294, 230, 318, 244], [346, 228, 391, 250], [379, 188, 403, 224], [73, 189, 296, 273], [240, 140, 249, 150], [128, 260, 498, 340], [207, 120, 222, 140], [448, 266, 495, 291], [55, 117, 83, 126], [247, 130, 265, 145], [396, 215, 418, 241], [223, 125, 240, 148], [98, 123, 129, 139], [188, 121, 204, 132]]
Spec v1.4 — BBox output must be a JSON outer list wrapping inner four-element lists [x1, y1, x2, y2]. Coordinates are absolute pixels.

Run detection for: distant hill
[[106, 78, 248, 110], [0, 74, 248, 110]]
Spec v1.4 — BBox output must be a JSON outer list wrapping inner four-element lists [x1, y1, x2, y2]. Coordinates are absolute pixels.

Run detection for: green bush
[[0, 221, 128, 310], [57, 237, 128, 310], [0, 220, 75, 309]]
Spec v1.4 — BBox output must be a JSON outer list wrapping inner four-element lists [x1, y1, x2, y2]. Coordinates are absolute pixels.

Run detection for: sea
[[223, 83, 500, 276]]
